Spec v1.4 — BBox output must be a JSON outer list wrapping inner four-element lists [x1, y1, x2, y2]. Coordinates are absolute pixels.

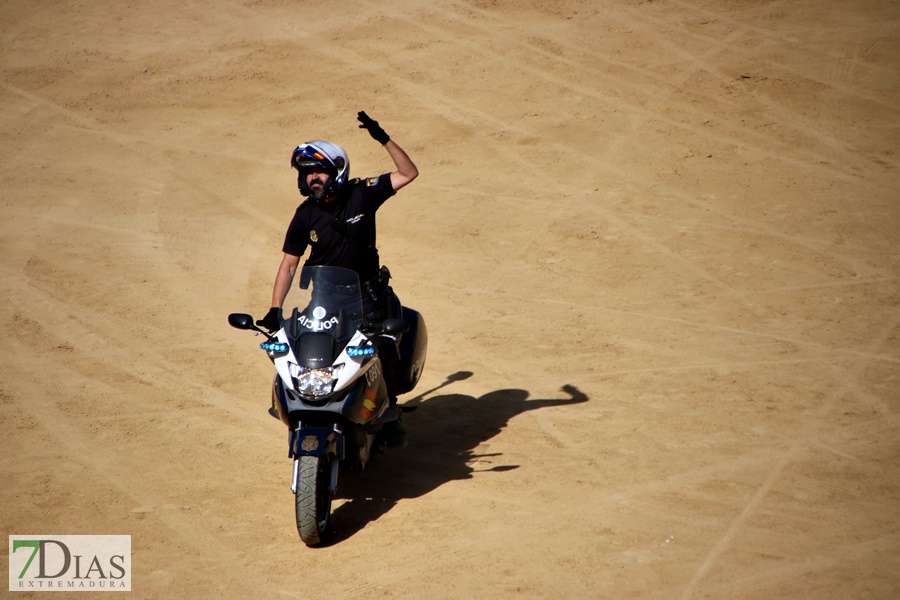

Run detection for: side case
[[395, 307, 427, 395]]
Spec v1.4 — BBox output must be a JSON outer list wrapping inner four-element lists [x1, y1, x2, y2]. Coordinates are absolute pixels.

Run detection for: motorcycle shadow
[[323, 375, 588, 545]]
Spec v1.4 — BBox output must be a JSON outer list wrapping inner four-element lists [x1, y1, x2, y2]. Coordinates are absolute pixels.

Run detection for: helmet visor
[[292, 145, 336, 174]]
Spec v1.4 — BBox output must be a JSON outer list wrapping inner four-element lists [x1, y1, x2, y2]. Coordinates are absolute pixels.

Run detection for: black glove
[[256, 307, 282, 332], [357, 111, 390, 145]]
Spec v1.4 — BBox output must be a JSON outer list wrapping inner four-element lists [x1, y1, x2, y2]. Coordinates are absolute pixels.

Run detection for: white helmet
[[291, 140, 350, 197]]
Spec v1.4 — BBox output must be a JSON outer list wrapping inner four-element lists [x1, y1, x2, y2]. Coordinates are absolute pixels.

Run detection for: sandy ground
[[2, 0, 899, 597]]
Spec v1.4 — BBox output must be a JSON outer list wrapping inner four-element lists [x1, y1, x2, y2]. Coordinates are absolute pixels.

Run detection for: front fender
[[289, 427, 344, 460]]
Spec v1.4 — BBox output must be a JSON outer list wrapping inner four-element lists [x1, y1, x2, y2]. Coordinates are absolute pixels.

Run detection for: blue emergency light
[[347, 346, 375, 357], [260, 342, 289, 353]]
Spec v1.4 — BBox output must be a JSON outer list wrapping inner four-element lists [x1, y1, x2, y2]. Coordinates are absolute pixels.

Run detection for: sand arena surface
[[2, 0, 898, 597]]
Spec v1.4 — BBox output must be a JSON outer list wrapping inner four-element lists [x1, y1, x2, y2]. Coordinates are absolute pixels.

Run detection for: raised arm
[[384, 139, 418, 191], [357, 111, 418, 191]]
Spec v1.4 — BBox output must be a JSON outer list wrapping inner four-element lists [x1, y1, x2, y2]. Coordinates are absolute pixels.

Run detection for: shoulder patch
[[366, 176, 380, 186]]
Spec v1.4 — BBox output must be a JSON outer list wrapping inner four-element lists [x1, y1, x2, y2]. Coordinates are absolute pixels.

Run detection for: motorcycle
[[228, 265, 427, 545]]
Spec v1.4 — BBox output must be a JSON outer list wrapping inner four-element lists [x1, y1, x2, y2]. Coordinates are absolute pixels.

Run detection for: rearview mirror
[[228, 313, 255, 330], [383, 318, 410, 335]]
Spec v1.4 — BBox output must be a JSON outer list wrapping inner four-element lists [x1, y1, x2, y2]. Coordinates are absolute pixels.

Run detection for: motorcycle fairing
[[271, 375, 290, 427], [276, 372, 388, 429], [294, 332, 337, 369], [342, 371, 389, 426]]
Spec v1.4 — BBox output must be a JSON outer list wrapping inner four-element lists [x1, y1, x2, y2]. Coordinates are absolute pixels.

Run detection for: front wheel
[[295, 454, 334, 545]]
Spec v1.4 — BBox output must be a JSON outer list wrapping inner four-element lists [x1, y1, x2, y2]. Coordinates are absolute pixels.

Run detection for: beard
[[308, 176, 330, 201]]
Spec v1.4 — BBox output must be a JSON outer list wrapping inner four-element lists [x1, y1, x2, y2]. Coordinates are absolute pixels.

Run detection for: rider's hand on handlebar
[[257, 307, 281, 332]]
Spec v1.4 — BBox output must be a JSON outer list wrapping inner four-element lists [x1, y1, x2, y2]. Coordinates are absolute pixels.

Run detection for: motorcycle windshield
[[285, 266, 364, 339]]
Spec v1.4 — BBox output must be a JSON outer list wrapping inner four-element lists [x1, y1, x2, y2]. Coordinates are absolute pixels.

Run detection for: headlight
[[290, 364, 342, 398]]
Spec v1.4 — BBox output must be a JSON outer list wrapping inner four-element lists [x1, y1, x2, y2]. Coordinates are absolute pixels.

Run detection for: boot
[[381, 418, 407, 449]]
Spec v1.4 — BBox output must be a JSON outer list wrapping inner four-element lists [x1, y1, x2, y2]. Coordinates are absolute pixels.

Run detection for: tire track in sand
[[676, 306, 900, 599]]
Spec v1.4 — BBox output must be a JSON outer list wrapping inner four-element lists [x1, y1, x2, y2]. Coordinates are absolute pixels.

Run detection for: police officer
[[257, 111, 418, 332]]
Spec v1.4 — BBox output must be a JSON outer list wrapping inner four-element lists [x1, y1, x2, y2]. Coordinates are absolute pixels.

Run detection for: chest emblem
[[310, 230, 318, 243]]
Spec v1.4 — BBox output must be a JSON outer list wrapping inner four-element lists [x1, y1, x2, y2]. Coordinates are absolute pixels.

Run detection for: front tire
[[295, 454, 334, 545]]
